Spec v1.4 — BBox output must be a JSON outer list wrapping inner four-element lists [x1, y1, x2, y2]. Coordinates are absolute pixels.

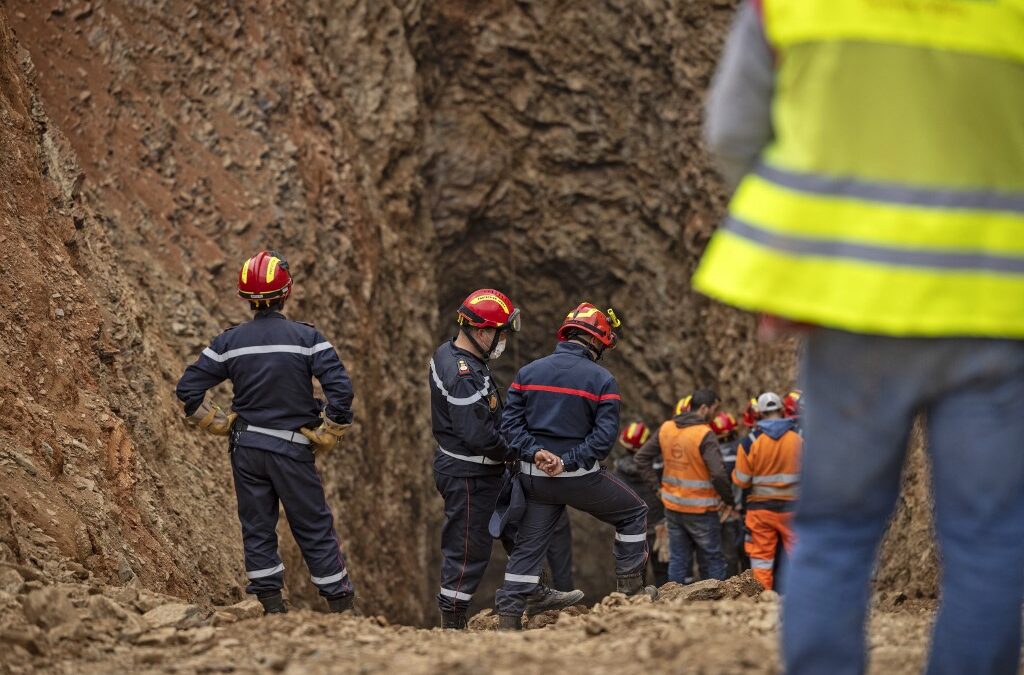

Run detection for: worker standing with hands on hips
[[176, 251, 355, 615], [429, 290, 581, 629], [495, 303, 652, 630], [697, 0, 1024, 671]]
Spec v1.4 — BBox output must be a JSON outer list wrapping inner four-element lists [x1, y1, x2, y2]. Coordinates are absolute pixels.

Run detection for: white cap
[[757, 392, 783, 413]]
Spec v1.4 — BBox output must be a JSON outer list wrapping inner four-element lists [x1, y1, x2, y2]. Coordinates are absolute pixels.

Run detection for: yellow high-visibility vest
[[693, 0, 1024, 337]]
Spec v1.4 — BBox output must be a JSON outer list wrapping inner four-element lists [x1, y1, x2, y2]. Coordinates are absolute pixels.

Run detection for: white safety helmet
[[757, 392, 784, 413]]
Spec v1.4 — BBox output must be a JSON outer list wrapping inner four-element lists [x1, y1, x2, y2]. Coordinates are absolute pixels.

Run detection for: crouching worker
[[430, 290, 582, 629], [176, 251, 356, 615], [496, 303, 652, 630]]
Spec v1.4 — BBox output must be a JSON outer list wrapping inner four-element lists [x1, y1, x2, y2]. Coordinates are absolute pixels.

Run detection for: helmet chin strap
[[569, 335, 604, 361], [463, 327, 501, 361]]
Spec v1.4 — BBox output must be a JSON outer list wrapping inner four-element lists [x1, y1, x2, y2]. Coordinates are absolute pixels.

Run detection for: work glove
[[653, 521, 670, 564], [188, 399, 237, 436], [299, 412, 351, 457]]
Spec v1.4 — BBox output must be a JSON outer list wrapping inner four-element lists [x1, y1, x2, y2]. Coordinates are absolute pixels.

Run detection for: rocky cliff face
[[0, 0, 932, 627]]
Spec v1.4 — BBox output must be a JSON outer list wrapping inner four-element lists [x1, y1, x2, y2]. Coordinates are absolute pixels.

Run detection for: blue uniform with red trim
[[495, 341, 648, 617], [429, 340, 574, 615], [175, 310, 354, 600]]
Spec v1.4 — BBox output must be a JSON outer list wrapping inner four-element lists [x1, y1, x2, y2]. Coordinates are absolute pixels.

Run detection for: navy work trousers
[[435, 471, 574, 613], [230, 444, 353, 599], [496, 467, 647, 616]]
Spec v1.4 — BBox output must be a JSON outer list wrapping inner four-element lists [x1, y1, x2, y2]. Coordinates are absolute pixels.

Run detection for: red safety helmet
[[742, 398, 761, 428], [784, 390, 802, 418], [457, 289, 521, 332], [557, 302, 620, 348], [674, 395, 693, 416], [619, 421, 650, 451], [710, 412, 738, 437], [238, 251, 292, 304]]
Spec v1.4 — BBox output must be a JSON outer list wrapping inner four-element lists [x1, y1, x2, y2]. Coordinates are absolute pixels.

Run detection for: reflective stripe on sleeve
[[203, 342, 334, 363], [429, 359, 490, 406], [734, 470, 752, 483], [504, 573, 540, 584], [247, 563, 285, 579], [749, 558, 774, 570], [311, 568, 348, 585], [439, 587, 473, 601], [614, 532, 647, 543]]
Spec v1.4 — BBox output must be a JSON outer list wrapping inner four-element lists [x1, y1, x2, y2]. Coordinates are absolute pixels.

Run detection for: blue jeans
[[665, 509, 726, 582], [782, 329, 1024, 675]]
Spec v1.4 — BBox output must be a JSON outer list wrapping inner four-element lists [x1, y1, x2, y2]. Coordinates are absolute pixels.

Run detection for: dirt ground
[[0, 568, 934, 674]]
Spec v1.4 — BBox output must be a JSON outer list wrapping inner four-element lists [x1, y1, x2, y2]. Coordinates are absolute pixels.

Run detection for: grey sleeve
[[700, 433, 736, 507], [704, 1, 775, 192]]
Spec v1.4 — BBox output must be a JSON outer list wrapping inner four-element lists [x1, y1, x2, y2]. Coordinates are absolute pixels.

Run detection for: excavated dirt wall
[[0, 0, 936, 631]]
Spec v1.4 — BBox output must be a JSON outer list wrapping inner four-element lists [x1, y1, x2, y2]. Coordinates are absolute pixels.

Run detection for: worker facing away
[[429, 290, 580, 629], [711, 411, 745, 577], [732, 392, 800, 590], [175, 251, 355, 615], [697, 1, 1024, 671], [636, 389, 735, 583], [613, 421, 670, 586], [495, 303, 652, 630]]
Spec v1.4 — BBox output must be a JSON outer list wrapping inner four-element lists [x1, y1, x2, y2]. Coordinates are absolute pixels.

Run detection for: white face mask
[[490, 334, 507, 360]]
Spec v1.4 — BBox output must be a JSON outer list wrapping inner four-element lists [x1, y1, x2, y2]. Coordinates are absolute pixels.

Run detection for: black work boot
[[524, 585, 585, 616], [440, 611, 467, 629], [616, 573, 659, 600], [497, 614, 523, 631], [258, 592, 288, 615], [326, 594, 355, 614]]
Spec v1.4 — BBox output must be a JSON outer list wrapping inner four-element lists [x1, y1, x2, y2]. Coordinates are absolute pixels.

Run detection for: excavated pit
[[0, 0, 937, 666]]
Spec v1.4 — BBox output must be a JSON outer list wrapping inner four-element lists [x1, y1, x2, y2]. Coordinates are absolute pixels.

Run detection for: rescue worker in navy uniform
[[176, 251, 355, 615], [496, 303, 653, 630], [430, 289, 582, 629]]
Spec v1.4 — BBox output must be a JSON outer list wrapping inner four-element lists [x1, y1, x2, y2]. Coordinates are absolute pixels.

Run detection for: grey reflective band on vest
[[440, 587, 472, 601], [756, 164, 1024, 214], [749, 558, 773, 570], [311, 568, 347, 585], [662, 476, 713, 489], [751, 485, 797, 498], [519, 461, 600, 478], [439, 447, 502, 466], [752, 473, 800, 484], [726, 217, 1024, 275], [202, 342, 333, 363], [429, 359, 491, 406], [245, 425, 311, 446], [661, 493, 719, 508], [247, 563, 285, 579], [734, 469, 752, 483]]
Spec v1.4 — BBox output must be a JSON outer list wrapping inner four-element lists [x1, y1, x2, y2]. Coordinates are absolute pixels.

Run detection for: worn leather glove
[[188, 399, 237, 436], [653, 520, 670, 564], [299, 413, 351, 456]]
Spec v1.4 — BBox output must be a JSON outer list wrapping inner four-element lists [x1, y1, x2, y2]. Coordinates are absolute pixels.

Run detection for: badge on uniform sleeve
[[458, 359, 471, 375], [489, 393, 498, 411]]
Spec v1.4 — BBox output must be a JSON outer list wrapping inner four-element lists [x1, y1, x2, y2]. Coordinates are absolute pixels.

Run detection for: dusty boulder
[[22, 587, 80, 631], [142, 603, 206, 630]]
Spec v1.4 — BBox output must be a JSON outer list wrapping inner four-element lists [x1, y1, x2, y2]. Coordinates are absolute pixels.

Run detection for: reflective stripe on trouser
[[231, 445, 353, 599], [745, 509, 794, 592], [434, 471, 515, 614], [495, 469, 647, 616]]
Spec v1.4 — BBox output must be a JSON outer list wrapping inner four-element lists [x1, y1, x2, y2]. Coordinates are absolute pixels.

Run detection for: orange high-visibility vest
[[733, 430, 802, 503], [659, 421, 719, 514]]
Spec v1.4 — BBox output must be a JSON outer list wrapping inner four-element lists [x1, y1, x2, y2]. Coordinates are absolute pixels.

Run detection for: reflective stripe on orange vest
[[658, 420, 719, 514]]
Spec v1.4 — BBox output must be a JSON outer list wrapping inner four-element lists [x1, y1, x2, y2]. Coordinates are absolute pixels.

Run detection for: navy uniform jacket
[[501, 341, 621, 473], [175, 311, 354, 462], [429, 340, 508, 477]]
